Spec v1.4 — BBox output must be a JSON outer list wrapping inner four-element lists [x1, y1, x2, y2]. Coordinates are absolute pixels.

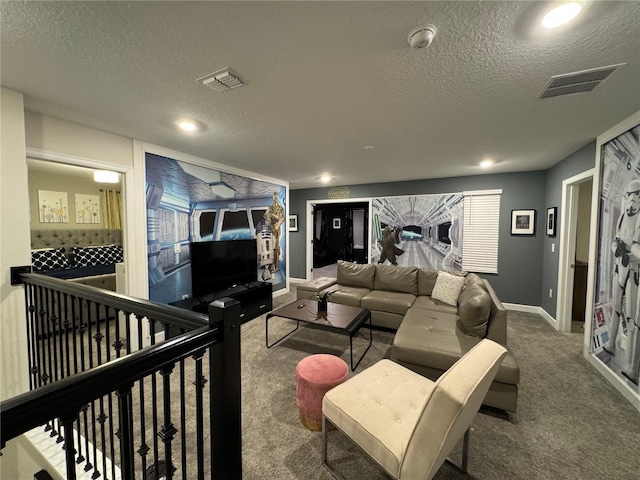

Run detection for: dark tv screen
[[190, 239, 258, 298]]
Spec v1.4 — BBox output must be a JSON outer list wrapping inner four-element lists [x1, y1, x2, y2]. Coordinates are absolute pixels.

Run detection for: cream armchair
[[321, 339, 507, 479]]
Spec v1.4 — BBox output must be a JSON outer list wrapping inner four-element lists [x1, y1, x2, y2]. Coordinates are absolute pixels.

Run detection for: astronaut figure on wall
[[604, 179, 640, 384]]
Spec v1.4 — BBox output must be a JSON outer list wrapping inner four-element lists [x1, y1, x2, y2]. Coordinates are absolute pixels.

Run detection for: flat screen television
[[190, 239, 258, 298]]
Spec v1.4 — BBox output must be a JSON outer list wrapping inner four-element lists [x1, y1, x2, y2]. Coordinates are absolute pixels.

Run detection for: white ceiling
[[2, 1, 639, 189]]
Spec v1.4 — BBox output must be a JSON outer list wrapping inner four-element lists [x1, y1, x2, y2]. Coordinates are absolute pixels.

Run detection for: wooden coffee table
[[266, 300, 372, 370]]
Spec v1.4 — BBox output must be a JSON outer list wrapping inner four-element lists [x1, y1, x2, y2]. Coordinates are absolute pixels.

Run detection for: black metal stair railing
[[2, 272, 242, 480]]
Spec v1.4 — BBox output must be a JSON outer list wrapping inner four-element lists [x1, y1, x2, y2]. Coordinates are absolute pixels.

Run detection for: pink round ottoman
[[296, 354, 349, 431]]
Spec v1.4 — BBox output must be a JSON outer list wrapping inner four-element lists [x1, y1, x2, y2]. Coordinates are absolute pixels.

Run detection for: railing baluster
[[179, 357, 186, 480], [44, 287, 54, 386], [149, 320, 160, 480], [108, 392, 116, 480], [90, 400, 99, 476], [87, 300, 94, 369], [94, 302, 103, 367], [98, 397, 107, 480], [24, 284, 35, 390], [135, 315, 149, 477], [105, 305, 112, 363], [63, 292, 72, 380], [159, 363, 177, 480], [71, 295, 79, 375], [54, 289, 64, 380], [193, 350, 205, 480], [113, 307, 124, 358], [78, 299, 87, 373], [50, 289, 60, 382], [117, 385, 135, 480], [61, 413, 78, 480], [36, 285, 47, 386], [81, 404, 93, 471], [75, 411, 85, 465]]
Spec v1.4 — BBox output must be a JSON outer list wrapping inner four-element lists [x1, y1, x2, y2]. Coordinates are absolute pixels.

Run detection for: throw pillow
[[31, 247, 70, 271], [72, 245, 124, 268], [458, 284, 491, 337], [431, 272, 465, 306], [417, 267, 439, 296]]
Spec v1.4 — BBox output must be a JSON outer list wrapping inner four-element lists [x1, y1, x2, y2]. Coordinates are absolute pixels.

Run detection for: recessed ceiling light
[[319, 174, 332, 184], [363, 145, 375, 150], [480, 160, 494, 169], [178, 120, 198, 132], [542, 2, 582, 28], [93, 170, 120, 183]]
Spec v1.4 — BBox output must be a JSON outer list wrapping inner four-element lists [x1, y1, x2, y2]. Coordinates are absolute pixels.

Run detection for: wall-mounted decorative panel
[[593, 121, 640, 396]]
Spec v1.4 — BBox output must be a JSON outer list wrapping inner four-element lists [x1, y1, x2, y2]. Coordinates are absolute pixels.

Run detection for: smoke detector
[[407, 24, 437, 49]]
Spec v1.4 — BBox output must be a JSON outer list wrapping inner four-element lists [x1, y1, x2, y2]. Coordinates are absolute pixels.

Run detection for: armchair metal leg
[[322, 416, 347, 480], [445, 427, 470, 474], [461, 428, 470, 473]]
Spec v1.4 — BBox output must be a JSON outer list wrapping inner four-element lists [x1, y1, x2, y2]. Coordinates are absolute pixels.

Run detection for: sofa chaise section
[[295, 261, 521, 416]]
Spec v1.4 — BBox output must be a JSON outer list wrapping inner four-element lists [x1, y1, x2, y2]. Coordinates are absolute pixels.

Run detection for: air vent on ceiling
[[196, 67, 245, 92], [537, 63, 625, 99]]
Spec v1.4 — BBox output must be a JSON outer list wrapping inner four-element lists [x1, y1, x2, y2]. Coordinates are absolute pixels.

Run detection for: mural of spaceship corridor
[[370, 193, 463, 271]]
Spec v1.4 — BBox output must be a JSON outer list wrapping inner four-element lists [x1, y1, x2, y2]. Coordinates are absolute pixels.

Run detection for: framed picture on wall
[[511, 209, 536, 235], [38, 190, 69, 223], [288, 214, 298, 232], [333, 218, 341, 229], [546, 207, 557, 237]]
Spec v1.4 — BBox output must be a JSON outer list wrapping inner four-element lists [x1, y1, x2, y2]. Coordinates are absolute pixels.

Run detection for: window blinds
[[462, 190, 502, 273]]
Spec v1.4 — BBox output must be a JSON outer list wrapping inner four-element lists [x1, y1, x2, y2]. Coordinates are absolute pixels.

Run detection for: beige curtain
[[100, 189, 123, 229]]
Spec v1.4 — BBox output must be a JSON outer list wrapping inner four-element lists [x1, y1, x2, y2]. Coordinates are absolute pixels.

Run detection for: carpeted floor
[[241, 288, 640, 479]]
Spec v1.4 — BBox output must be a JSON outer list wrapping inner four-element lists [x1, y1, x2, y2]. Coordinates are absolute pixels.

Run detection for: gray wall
[[541, 142, 596, 316], [290, 171, 547, 306]]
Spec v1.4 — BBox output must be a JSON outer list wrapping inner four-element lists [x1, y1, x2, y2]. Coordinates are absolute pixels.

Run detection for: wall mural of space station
[[370, 193, 463, 271], [145, 153, 287, 305]]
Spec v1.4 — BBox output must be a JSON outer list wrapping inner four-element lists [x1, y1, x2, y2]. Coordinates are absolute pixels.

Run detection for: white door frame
[[305, 197, 372, 280], [556, 168, 594, 333]]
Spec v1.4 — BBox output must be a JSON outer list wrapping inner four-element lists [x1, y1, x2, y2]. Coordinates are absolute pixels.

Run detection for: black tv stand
[[169, 281, 272, 323]]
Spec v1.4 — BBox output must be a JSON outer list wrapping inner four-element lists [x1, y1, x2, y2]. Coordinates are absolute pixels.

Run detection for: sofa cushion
[[329, 285, 372, 307], [337, 261, 376, 289], [297, 277, 338, 300], [361, 290, 416, 316], [458, 284, 491, 338], [417, 268, 439, 296], [463, 273, 487, 290], [431, 272, 465, 306], [410, 296, 458, 315], [374, 265, 418, 294], [392, 310, 519, 385]]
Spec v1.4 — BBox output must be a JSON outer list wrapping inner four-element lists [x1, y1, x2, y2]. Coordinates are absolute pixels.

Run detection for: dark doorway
[[313, 202, 369, 269]]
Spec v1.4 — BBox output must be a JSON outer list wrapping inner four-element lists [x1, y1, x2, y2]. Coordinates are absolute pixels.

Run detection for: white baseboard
[[503, 303, 558, 330], [288, 277, 307, 283], [587, 353, 640, 412]]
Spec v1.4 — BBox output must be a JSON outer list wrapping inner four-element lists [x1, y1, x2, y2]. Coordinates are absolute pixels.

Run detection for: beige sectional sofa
[[296, 260, 520, 416]]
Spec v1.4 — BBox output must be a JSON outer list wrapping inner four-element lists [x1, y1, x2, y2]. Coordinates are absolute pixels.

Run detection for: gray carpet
[[241, 289, 640, 479]]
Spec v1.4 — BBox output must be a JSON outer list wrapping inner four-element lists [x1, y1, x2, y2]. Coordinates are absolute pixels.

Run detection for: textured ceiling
[[2, 1, 639, 189]]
